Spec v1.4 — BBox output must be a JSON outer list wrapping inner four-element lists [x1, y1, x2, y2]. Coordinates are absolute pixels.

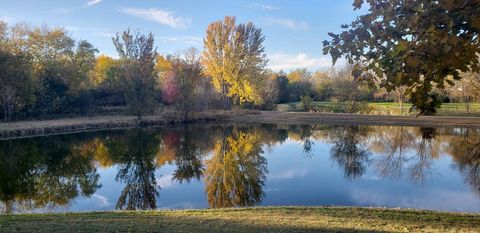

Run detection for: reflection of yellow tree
[[204, 129, 267, 208], [80, 138, 113, 168]]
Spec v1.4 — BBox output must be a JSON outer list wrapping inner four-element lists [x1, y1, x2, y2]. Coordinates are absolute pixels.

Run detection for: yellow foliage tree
[[202, 16, 267, 108], [91, 54, 118, 87]]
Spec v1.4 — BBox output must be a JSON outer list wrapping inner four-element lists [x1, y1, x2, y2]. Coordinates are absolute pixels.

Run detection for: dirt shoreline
[[1, 111, 480, 139]]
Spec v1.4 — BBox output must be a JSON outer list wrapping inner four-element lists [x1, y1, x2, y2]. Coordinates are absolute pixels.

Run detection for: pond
[[1, 123, 480, 213]]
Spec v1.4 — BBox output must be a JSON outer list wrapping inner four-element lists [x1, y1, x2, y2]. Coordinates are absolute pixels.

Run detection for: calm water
[[1, 124, 480, 213]]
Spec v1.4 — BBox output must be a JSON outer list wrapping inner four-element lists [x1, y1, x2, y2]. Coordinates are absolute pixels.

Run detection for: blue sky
[[0, 0, 363, 71]]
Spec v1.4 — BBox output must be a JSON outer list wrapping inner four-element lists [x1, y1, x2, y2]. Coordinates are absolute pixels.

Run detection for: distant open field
[[278, 101, 480, 116], [1, 207, 480, 233]]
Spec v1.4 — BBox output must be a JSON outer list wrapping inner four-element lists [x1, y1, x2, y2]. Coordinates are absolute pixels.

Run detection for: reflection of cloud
[[159, 202, 196, 209], [264, 187, 280, 192], [120, 8, 190, 29], [261, 17, 308, 30], [269, 168, 308, 180], [92, 194, 111, 207], [350, 188, 480, 212], [157, 174, 176, 189]]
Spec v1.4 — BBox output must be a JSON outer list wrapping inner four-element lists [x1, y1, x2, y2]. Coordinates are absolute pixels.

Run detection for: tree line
[[1, 0, 480, 121]]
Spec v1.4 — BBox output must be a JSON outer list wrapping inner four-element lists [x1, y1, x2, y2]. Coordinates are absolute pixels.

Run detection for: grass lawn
[[278, 101, 480, 116], [1, 207, 480, 233]]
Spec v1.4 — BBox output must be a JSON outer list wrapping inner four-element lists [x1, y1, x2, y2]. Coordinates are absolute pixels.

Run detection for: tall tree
[[0, 22, 35, 121], [202, 16, 267, 108], [174, 48, 203, 118], [26, 25, 76, 116], [0, 50, 33, 121], [113, 29, 157, 119], [72, 40, 98, 90], [323, 0, 480, 115]]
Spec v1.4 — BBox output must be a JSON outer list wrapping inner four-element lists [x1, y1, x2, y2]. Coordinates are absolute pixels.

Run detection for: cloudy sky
[[0, 0, 364, 71]]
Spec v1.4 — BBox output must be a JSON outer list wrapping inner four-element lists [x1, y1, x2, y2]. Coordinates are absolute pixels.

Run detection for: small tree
[[113, 29, 157, 119]]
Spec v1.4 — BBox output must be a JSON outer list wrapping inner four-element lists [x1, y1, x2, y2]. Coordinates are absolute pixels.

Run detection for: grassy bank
[[278, 101, 480, 116], [1, 207, 479, 233], [2, 110, 480, 139]]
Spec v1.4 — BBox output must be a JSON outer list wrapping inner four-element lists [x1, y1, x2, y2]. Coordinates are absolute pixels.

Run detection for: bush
[[300, 96, 313, 111]]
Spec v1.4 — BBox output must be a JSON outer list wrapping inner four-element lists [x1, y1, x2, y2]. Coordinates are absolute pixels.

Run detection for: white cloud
[[51, 8, 71, 14], [97, 32, 114, 38], [87, 0, 102, 7], [120, 7, 190, 29], [268, 53, 332, 71], [158, 35, 202, 45], [262, 17, 308, 30], [250, 3, 280, 10], [65, 26, 81, 31], [0, 16, 15, 23]]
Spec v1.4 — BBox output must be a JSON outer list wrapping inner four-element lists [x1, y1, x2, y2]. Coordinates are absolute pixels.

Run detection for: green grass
[[278, 101, 480, 116], [1, 207, 480, 232]]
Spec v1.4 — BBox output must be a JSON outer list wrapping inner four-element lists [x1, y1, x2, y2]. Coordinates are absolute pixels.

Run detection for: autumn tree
[[173, 48, 203, 118], [0, 22, 35, 121], [323, 0, 480, 115], [448, 71, 480, 112], [91, 55, 120, 87], [71, 40, 98, 91], [113, 29, 157, 119], [259, 72, 280, 110], [202, 16, 267, 108], [27, 25, 76, 116], [0, 51, 34, 122]]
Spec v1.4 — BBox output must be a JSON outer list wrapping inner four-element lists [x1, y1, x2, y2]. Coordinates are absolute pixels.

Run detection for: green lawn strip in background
[[278, 101, 480, 116]]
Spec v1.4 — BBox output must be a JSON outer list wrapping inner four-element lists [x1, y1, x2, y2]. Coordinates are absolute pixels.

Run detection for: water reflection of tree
[[106, 129, 160, 210], [330, 125, 371, 180], [371, 126, 414, 180], [287, 125, 315, 155], [204, 127, 267, 208], [407, 128, 436, 184], [0, 135, 101, 213], [172, 125, 204, 183], [448, 128, 480, 195], [368, 126, 440, 184]]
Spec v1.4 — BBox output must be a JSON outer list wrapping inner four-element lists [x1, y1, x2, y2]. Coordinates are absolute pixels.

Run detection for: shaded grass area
[[1, 207, 480, 233], [278, 101, 480, 116]]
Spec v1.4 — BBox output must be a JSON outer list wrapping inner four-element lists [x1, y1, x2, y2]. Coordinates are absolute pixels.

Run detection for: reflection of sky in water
[[65, 135, 480, 213]]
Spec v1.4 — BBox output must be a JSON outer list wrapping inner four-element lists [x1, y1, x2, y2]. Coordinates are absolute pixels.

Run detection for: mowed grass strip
[[279, 101, 480, 116], [1, 207, 479, 233]]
